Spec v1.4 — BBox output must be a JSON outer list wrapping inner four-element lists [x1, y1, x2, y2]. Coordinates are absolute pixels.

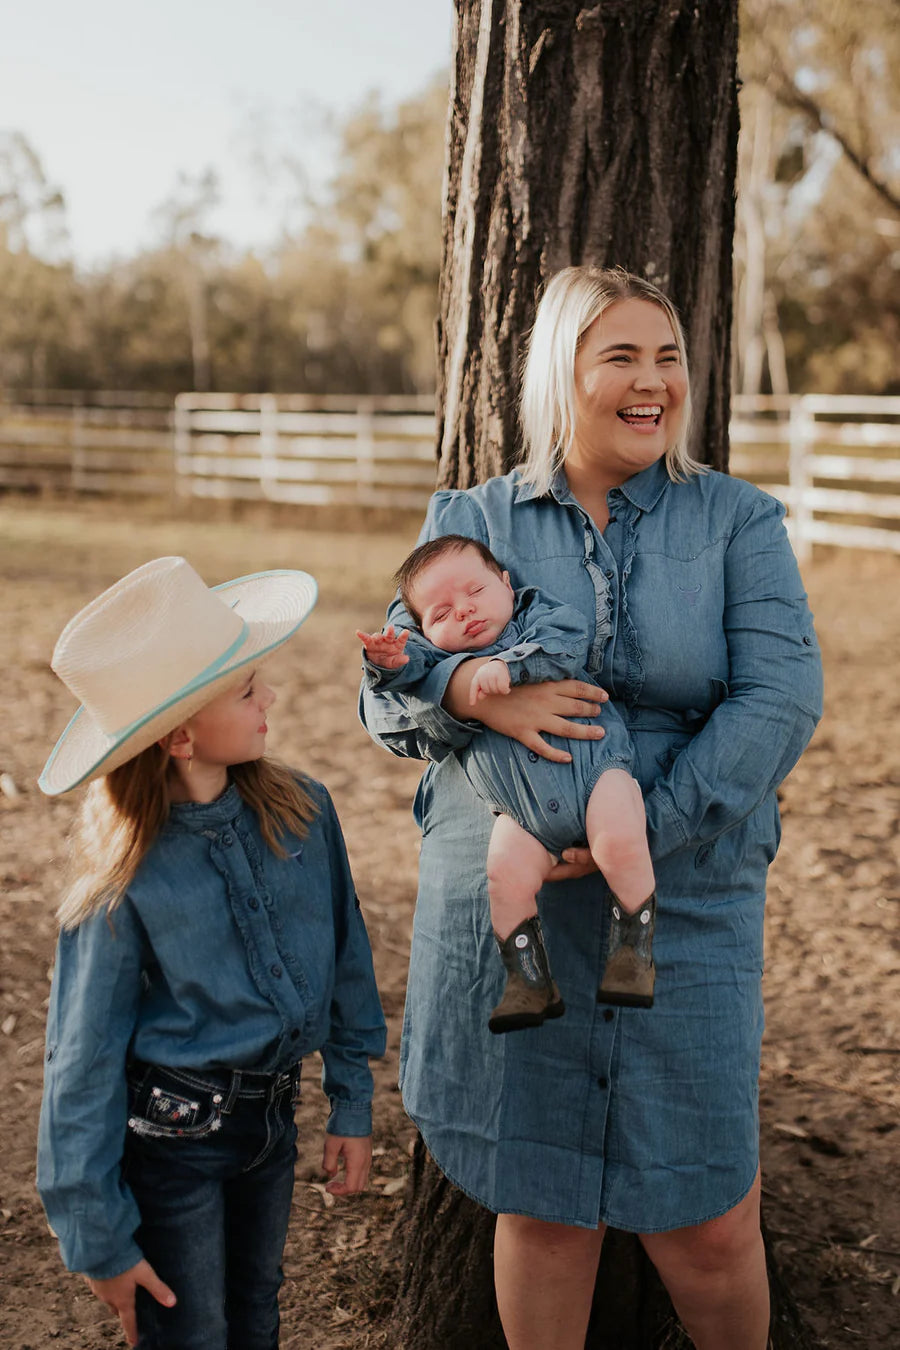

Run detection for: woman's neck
[[562, 459, 621, 530]]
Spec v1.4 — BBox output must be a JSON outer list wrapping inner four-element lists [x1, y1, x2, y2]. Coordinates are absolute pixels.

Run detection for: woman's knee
[[643, 1178, 763, 1280]]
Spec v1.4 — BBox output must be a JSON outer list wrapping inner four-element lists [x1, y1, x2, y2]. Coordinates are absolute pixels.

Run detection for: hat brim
[[39, 569, 317, 796]]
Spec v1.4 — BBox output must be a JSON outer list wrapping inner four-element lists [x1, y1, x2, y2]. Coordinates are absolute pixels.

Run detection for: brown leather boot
[[489, 916, 565, 1034], [597, 893, 656, 1008]]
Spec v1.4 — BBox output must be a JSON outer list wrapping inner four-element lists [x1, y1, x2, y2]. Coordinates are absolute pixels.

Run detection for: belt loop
[[219, 1070, 242, 1115]]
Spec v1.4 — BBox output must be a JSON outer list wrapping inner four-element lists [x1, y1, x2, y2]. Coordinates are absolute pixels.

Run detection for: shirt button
[[802, 635, 813, 646], [222, 833, 234, 847], [270, 964, 283, 979], [519, 670, 530, 683], [605, 570, 614, 580], [528, 751, 539, 763], [547, 800, 559, 813], [290, 1028, 301, 1040], [597, 1076, 609, 1089], [248, 898, 260, 911], [603, 1008, 615, 1022]]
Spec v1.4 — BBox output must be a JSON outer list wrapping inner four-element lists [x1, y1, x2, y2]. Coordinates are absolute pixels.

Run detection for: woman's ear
[[160, 726, 193, 761]]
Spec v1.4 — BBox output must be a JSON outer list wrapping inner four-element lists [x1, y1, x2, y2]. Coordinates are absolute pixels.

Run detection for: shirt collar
[[512, 456, 671, 514], [165, 781, 243, 833]]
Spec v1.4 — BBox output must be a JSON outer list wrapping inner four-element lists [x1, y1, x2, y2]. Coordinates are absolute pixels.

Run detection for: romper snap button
[[212, 1093, 223, 1105]]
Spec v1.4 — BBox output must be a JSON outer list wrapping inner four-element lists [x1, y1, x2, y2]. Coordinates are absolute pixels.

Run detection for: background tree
[[388, 3, 816, 1348]]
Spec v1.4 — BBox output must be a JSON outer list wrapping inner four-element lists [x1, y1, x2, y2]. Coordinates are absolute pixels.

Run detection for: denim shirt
[[358, 460, 823, 1232], [37, 778, 386, 1277]]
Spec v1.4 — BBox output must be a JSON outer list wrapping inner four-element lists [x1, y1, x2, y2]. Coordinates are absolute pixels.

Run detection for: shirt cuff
[[326, 1098, 373, 1138]]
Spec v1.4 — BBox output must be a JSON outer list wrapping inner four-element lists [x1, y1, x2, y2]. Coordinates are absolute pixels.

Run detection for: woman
[[360, 267, 823, 1349]]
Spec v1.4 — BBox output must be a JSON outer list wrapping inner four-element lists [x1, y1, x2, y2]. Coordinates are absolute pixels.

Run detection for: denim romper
[[364, 585, 633, 853], [360, 459, 823, 1232]]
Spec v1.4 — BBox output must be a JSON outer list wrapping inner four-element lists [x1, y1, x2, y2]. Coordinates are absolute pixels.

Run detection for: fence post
[[259, 394, 279, 500], [356, 397, 376, 504], [173, 394, 193, 503], [788, 396, 814, 564]]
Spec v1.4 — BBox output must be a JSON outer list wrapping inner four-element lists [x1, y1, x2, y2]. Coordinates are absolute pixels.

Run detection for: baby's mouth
[[617, 404, 662, 427]]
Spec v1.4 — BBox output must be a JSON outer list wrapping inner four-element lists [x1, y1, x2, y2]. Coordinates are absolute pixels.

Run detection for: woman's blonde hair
[[58, 746, 316, 929], [517, 265, 704, 495]]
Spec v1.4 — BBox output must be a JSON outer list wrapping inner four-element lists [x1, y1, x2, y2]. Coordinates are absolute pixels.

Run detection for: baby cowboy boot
[[597, 892, 656, 1009], [489, 915, 565, 1035]]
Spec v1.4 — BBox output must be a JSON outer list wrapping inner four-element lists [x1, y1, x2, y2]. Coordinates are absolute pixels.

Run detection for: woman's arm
[[443, 661, 608, 764], [643, 494, 823, 861]]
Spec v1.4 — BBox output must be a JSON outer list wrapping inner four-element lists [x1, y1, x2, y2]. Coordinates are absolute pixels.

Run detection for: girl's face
[[187, 670, 276, 773], [568, 297, 688, 488]]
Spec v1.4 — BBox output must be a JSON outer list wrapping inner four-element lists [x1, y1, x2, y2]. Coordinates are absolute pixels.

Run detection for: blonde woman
[[360, 267, 823, 1349], [37, 558, 385, 1349]]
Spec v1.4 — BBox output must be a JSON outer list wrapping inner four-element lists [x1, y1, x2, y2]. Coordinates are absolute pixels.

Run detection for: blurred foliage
[[736, 0, 899, 394], [1, 9, 897, 399]]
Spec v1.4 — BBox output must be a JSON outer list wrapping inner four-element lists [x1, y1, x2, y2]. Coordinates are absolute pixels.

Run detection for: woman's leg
[[639, 1172, 769, 1350], [494, 1214, 606, 1350], [585, 769, 655, 910]]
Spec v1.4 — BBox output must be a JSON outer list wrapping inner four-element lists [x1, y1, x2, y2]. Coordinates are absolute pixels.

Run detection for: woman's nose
[[633, 363, 666, 391]]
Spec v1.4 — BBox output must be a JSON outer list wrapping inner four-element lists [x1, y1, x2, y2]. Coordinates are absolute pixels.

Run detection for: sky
[[1, 1, 451, 267]]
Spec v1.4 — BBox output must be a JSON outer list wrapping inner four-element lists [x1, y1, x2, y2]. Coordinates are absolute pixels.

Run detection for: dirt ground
[[0, 498, 897, 1350]]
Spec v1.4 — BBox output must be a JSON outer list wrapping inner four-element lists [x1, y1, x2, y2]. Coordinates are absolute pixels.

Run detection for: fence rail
[[2, 392, 899, 558]]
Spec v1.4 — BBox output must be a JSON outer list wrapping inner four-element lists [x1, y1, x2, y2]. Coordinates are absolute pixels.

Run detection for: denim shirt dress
[[359, 458, 823, 1233], [363, 586, 634, 854], [37, 779, 386, 1278]]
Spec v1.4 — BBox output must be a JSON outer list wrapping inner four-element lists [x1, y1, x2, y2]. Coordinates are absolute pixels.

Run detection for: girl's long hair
[[58, 746, 316, 930]]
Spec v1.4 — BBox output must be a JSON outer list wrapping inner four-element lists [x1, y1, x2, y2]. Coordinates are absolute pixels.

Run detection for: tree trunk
[[392, 3, 819, 1346], [436, 0, 739, 489]]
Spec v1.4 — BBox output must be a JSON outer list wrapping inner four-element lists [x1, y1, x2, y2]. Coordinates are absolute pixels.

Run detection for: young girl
[[37, 556, 386, 1350], [357, 535, 657, 1035]]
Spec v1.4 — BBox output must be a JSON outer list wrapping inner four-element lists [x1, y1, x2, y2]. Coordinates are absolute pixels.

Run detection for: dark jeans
[[123, 1061, 300, 1350]]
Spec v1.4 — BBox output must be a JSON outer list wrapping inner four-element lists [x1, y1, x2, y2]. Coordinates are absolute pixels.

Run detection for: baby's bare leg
[[585, 769, 655, 912], [487, 813, 557, 940]]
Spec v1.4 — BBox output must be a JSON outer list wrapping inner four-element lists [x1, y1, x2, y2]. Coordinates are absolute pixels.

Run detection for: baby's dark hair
[[395, 535, 505, 625]]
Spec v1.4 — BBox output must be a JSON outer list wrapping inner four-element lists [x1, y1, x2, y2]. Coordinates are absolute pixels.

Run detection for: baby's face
[[412, 547, 515, 653]]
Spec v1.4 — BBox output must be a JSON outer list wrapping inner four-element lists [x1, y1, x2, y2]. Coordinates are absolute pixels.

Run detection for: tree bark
[[436, 0, 739, 489], [392, 3, 819, 1347]]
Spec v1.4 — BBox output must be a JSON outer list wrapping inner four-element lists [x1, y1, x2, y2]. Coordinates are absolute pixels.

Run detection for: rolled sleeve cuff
[[326, 1098, 373, 1138], [82, 1237, 145, 1283], [644, 788, 690, 862]]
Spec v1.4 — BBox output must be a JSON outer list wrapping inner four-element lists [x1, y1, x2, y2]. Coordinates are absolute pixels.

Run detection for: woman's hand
[[547, 847, 599, 881], [87, 1259, 176, 1346], [444, 666, 609, 763], [323, 1133, 373, 1196]]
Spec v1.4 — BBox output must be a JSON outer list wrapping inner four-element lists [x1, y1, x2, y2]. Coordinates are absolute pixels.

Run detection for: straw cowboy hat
[[39, 556, 318, 796]]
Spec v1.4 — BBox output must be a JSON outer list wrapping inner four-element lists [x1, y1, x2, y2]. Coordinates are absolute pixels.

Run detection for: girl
[[37, 555, 386, 1350]]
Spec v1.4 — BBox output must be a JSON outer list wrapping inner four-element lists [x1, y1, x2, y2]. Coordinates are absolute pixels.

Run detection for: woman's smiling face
[[568, 297, 688, 488]]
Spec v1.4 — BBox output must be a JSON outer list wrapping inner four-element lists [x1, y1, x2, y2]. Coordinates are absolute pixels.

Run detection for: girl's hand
[[356, 625, 410, 670], [547, 847, 600, 881], [445, 670, 608, 763], [323, 1133, 373, 1196], [87, 1259, 176, 1346], [470, 659, 511, 705]]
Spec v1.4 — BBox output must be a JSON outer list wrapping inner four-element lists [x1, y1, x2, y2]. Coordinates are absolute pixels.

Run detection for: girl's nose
[[260, 682, 276, 709]]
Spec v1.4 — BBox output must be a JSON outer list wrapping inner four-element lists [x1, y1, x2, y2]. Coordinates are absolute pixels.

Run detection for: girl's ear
[[160, 725, 193, 760]]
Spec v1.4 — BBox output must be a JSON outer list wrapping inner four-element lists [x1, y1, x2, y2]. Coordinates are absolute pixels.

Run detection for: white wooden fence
[[2, 392, 899, 558]]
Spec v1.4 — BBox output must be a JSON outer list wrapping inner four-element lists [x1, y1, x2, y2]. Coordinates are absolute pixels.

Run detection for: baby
[[358, 534, 657, 1034]]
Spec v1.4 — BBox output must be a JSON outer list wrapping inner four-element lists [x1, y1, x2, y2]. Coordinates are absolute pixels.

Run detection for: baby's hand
[[356, 625, 410, 669], [470, 659, 511, 705]]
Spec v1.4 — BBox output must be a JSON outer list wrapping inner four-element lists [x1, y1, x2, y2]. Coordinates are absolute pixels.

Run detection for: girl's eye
[[242, 685, 255, 699]]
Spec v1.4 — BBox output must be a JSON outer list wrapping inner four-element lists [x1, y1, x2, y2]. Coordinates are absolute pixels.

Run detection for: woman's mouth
[[617, 404, 662, 428]]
